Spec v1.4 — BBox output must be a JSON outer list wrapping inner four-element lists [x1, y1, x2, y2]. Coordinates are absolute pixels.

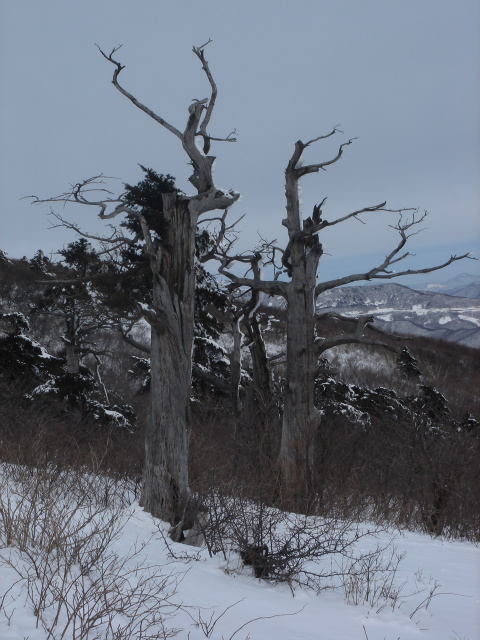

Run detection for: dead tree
[[232, 260, 281, 462], [31, 43, 239, 535], [219, 129, 470, 508]]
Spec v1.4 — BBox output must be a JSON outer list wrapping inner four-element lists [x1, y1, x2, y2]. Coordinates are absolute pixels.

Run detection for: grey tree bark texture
[[245, 313, 280, 462], [31, 48, 470, 518], [140, 194, 196, 525]]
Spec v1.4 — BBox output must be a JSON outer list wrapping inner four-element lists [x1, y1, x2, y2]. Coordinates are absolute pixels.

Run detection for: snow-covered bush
[[0, 317, 136, 433]]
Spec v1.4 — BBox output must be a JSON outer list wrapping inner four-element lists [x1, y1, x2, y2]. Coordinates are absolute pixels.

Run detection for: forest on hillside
[[1, 246, 479, 545]]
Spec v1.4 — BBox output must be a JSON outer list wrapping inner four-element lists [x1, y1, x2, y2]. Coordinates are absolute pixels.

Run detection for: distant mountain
[[446, 283, 480, 299], [412, 273, 480, 298], [314, 282, 480, 348]]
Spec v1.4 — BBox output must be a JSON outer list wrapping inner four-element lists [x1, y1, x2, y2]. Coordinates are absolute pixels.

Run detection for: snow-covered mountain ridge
[[317, 283, 480, 347], [264, 282, 480, 348], [415, 272, 480, 298], [316, 281, 479, 310]]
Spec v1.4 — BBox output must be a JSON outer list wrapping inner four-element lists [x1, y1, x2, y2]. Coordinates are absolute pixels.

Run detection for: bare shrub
[[308, 374, 480, 540], [0, 461, 179, 639], [337, 545, 407, 610], [335, 545, 439, 616], [0, 374, 144, 488], [191, 483, 443, 623], [195, 483, 400, 596]]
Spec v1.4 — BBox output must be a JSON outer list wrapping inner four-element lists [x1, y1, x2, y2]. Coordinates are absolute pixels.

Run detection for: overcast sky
[[1, 0, 479, 284]]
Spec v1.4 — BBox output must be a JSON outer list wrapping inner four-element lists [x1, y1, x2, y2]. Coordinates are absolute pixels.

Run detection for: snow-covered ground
[[1, 494, 478, 640]]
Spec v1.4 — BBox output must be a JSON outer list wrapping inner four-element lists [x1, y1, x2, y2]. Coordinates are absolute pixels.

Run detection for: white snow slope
[[0, 500, 478, 640]]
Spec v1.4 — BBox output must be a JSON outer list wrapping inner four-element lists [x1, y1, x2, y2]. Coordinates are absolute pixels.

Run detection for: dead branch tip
[[96, 44, 124, 67], [194, 38, 213, 53]]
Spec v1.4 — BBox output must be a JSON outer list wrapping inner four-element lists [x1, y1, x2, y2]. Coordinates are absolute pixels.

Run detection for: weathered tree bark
[[33, 48, 471, 519], [244, 314, 280, 462], [229, 316, 243, 416], [140, 194, 196, 528], [94, 45, 239, 532], [280, 287, 320, 505]]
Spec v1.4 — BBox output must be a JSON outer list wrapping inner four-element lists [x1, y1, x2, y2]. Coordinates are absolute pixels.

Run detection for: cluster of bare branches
[[0, 461, 181, 639]]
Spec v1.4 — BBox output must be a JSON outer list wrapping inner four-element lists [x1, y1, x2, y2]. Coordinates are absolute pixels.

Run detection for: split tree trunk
[[95, 44, 240, 529], [219, 130, 468, 511], [246, 315, 280, 461]]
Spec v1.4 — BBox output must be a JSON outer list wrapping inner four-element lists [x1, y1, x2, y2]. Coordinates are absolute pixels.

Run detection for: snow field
[[0, 465, 479, 640]]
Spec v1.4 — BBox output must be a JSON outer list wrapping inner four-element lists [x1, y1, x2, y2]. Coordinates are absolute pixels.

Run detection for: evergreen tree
[[32, 239, 112, 374], [106, 167, 231, 391], [0, 309, 135, 431], [396, 347, 422, 379]]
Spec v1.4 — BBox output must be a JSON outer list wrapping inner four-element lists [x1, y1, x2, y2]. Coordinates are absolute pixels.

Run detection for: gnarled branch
[[315, 212, 472, 296], [315, 313, 397, 357], [97, 45, 183, 140]]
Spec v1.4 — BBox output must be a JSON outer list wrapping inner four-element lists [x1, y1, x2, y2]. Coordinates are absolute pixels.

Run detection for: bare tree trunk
[[91, 45, 239, 530], [64, 313, 80, 375], [245, 314, 280, 461], [140, 194, 196, 531], [218, 130, 470, 511], [280, 249, 321, 506], [277, 142, 323, 506], [229, 316, 243, 416], [35, 45, 468, 525], [247, 315, 271, 405]]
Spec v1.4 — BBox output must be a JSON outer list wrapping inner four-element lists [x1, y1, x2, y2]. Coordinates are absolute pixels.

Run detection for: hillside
[[417, 272, 480, 298]]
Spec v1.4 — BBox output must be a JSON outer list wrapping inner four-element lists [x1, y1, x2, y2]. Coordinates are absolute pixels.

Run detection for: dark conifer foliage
[[98, 167, 177, 314], [31, 239, 112, 374], [112, 167, 231, 390], [0, 310, 135, 432], [29, 249, 54, 275], [0, 313, 64, 381], [396, 347, 422, 379], [1, 247, 479, 538], [128, 355, 151, 395], [122, 166, 178, 237], [1, 245, 136, 432]]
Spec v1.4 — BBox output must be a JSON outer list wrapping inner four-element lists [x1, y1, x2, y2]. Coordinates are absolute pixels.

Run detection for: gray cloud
[[0, 0, 478, 283]]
